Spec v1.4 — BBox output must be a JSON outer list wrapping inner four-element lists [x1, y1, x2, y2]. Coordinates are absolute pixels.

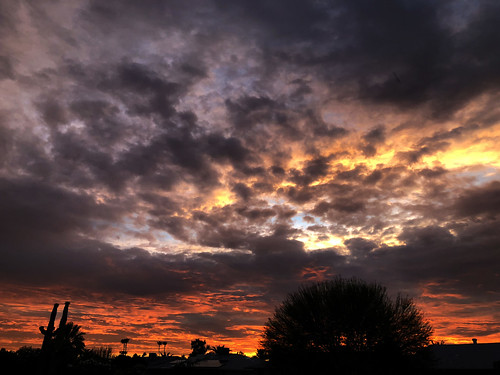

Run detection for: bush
[[260, 277, 432, 374]]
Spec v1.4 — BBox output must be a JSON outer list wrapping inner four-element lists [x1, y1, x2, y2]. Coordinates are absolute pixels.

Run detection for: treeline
[[0, 346, 113, 375]]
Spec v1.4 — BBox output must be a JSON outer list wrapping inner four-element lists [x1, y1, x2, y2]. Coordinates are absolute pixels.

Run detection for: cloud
[[454, 181, 500, 218], [0, 177, 118, 244], [344, 237, 377, 258], [1, 0, 500, 352]]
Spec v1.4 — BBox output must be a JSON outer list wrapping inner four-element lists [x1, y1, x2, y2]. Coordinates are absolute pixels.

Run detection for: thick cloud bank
[[0, 0, 499, 354]]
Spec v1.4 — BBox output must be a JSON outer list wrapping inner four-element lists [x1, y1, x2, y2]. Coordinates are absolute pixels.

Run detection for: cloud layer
[[1, 0, 499, 354]]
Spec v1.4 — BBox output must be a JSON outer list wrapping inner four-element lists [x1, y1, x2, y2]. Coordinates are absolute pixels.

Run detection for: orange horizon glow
[[1, 0, 500, 360], [1, 284, 500, 356]]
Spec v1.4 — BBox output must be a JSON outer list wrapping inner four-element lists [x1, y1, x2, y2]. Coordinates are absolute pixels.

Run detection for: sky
[[1, 0, 499, 356]]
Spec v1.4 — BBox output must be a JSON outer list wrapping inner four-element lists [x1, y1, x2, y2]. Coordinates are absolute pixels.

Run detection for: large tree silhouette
[[260, 277, 432, 374], [190, 339, 208, 357]]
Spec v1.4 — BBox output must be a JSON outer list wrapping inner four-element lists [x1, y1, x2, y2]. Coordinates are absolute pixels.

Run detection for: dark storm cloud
[[363, 125, 386, 144], [301, 164, 458, 232], [232, 183, 253, 202], [349, 220, 500, 301], [418, 167, 448, 179], [2, 218, 498, 305], [364, 169, 384, 185], [304, 110, 349, 139], [361, 125, 386, 157], [396, 146, 440, 164], [0, 56, 14, 80], [335, 166, 366, 182], [191, 207, 299, 251], [0, 177, 498, 338], [0, 123, 13, 167], [177, 311, 262, 338], [150, 215, 192, 242], [197, 237, 348, 298], [140, 193, 180, 217], [69, 100, 122, 144], [0, 239, 206, 296], [396, 123, 483, 163], [215, 0, 500, 118], [344, 237, 377, 258], [18, 61, 203, 191], [332, 199, 366, 213], [64, 60, 202, 122], [285, 186, 315, 204], [37, 99, 68, 127], [311, 194, 367, 216], [27, 59, 261, 192], [204, 133, 252, 169], [236, 207, 276, 222], [418, 123, 481, 145], [84, 0, 206, 33], [226, 96, 279, 129], [0, 1, 20, 37], [0, 181, 336, 297], [289, 156, 332, 187], [50, 130, 121, 190], [0, 177, 120, 244], [288, 78, 313, 103], [18, 0, 496, 203], [117, 127, 256, 190], [226, 95, 300, 141], [454, 181, 500, 218], [102, 62, 184, 120], [0, 178, 239, 294]]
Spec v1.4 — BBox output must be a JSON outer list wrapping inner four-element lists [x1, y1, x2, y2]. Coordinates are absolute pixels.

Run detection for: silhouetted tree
[[260, 277, 432, 374], [77, 347, 113, 374], [53, 322, 85, 359], [211, 345, 230, 355], [87, 346, 112, 360], [157, 341, 162, 355], [256, 348, 269, 360], [13, 346, 41, 374], [190, 339, 208, 356], [156, 340, 167, 356], [49, 322, 86, 373]]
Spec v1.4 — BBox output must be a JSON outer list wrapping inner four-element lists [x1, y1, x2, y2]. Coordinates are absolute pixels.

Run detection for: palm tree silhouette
[[157, 341, 162, 355], [54, 322, 85, 354], [50, 322, 86, 372], [162, 341, 167, 356]]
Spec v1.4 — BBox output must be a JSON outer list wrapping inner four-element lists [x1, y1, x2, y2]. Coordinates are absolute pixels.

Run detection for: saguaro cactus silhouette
[[40, 303, 59, 351], [58, 301, 70, 328], [39, 302, 82, 374]]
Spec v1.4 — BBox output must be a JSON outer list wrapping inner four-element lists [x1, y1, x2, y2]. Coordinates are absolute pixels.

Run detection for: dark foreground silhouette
[[0, 345, 269, 375], [1, 296, 499, 374], [260, 277, 433, 374]]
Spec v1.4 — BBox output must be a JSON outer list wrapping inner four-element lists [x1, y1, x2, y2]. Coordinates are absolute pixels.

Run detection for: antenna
[[120, 338, 130, 356]]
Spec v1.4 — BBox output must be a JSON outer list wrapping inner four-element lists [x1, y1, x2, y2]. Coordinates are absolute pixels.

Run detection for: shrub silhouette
[[260, 277, 432, 374]]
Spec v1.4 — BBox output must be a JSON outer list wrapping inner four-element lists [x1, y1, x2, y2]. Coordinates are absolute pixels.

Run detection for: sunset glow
[[1, 0, 499, 357]]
